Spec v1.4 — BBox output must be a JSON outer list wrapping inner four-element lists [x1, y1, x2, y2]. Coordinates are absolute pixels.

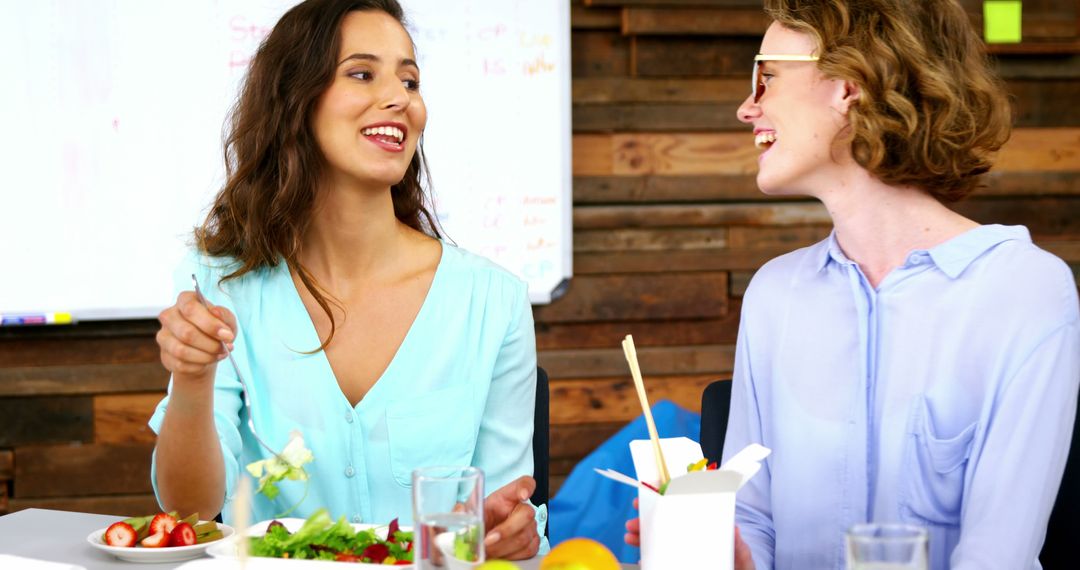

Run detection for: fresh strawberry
[[168, 522, 197, 547], [140, 530, 170, 548], [103, 521, 137, 547], [148, 513, 177, 536]]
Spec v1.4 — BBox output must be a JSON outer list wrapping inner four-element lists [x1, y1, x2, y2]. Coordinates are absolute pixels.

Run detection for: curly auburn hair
[[763, 0, 1012, 202], [196, 0, 439, 350]]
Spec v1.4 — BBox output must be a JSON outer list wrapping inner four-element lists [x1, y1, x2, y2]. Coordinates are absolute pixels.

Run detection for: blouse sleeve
[[950, 319, 1080, 569], [468, 279, 546, 545], [147, 250, 246, 511], [723, 315, 776, 569]]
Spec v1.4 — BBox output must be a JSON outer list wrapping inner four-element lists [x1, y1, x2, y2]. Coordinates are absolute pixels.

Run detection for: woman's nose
[[380, 79, 410, 111], [736, 92, 759, 124]]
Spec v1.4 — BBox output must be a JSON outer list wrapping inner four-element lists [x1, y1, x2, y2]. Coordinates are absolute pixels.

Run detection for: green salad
[[249, 509, 413, 565]]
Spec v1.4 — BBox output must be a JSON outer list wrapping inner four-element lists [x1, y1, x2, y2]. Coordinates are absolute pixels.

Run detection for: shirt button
[[352, 514, 362, 523], [345, 466, 355, 478], [345, 412, 354, 423]]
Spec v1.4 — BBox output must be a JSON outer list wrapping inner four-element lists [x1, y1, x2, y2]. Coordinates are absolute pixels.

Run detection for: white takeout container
[[598, 438, 770, 570]]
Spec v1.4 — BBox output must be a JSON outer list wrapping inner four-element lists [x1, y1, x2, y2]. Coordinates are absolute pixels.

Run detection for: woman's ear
[[832, 79, 861, 115]]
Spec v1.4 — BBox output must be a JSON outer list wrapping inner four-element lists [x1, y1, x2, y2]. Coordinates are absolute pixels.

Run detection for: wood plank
[[539, 345, 734, 379], [536, 312, 741, 351], [572, 129, 1080, 177], [572, 77, 747, 104], [995, 128, 1080, 173], [573, 102, 743, 131], [571, 4, 620, 30], [574, 203, 831, 229], [623, 7, 770, 36], [0, 363, 169, 397], [730, 271, 754, 297], [978, 171, 1080, 197], [586, 0, 763, 6], [573, 174, 770, 203], [1042, 241, 1080, 263], [94, 393, 165, 446], [0, 397, 93, 447], [727, 226, 833, 249], [570, 78, 1079, 127], [572, 30, 630, 77], [572, 172, 1080, 204], [0, 319, 159, 341], [0, 334, 159, 368], [574, 248, 791, 274], [1007, 79, 1080, 127], [14, 444, 154, 498], [549, 458, 580, 477], [534, 273, 728, 323], [952, 198, 1080, 239], [574, 227, 728, 252], [987, 41, 1080, 56], [550, 374, 719, 424], [962, 0, 1079, 41], [551, 422, 626, 459], [0, 450, 12, 480], [551, 475, 567, 498], [0, 481, 7, 514], [633, 36, 760, 77], [7, 494, 161, 517], [993, 55, 1080, 79]]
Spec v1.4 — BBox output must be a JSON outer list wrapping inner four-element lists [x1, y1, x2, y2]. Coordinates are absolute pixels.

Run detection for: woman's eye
[[762, 73, 774, 84], [402, 78, 420, 91], [349, 70, 373, 81]]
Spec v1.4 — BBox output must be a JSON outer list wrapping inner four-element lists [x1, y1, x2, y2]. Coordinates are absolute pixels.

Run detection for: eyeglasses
[[752, 54, 820, 103]]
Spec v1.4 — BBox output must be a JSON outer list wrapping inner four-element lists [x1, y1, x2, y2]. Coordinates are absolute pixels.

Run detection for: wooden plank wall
[[1, 0, 1078, 515]]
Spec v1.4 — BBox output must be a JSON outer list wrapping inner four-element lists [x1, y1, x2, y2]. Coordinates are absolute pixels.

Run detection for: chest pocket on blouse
[[386, 384, 477, 487], [899, 396, 978, 526]]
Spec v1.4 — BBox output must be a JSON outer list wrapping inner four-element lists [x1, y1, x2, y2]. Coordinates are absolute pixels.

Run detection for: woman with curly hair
[[150, 0, 542, 559], [628, 1, 1078, 568]]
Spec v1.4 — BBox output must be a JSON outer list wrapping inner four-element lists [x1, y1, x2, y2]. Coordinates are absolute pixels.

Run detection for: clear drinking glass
[[412, 466, 485, 570], [846, 523, 929, 570]]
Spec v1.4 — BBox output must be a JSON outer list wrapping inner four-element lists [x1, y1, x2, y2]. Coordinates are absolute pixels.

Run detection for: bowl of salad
[[206, 509, 412, 567]]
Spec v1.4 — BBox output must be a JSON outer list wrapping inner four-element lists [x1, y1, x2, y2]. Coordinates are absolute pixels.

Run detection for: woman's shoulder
[[173, 247, 279, 298], [978, 232, 1079, 323], [437, 242, 528, 295]]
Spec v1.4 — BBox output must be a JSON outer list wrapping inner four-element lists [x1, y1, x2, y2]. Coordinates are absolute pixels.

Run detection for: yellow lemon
[[539, 538, 620, 570], [477, 561, 521, 570]]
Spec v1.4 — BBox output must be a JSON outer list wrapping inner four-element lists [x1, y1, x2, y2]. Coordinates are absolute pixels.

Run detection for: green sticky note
[[984, 1, 1022, 44]]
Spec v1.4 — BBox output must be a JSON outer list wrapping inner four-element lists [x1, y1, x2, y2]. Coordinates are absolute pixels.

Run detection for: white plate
[[205, 518, 414, 568], [86, 520, 234, 563]]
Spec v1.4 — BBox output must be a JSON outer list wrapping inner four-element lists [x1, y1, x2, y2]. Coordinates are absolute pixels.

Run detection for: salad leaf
[[245, 431, 314, 515], [247, 508, 414, 563]]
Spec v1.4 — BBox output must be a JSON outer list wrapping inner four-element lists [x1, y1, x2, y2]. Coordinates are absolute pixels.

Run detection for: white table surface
[[0, 508, 638, 570]]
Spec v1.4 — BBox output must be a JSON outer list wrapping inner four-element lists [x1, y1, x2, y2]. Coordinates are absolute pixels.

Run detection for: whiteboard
[[0, 0, 572, 320]]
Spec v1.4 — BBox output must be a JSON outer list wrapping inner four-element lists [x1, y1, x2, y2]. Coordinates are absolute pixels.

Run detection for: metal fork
[[190, 274, 287, 462]]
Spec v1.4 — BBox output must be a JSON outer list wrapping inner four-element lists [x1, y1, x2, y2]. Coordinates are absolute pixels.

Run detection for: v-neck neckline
[[279, 240, 448, 411]]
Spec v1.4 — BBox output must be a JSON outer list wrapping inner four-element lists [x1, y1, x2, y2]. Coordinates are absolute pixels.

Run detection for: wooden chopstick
[[622, 334, 671, 487]]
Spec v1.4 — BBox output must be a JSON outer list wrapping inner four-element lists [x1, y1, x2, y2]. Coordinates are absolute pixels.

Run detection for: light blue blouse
[[149, 242, 543, 536], [724, 225, 1080, 570]]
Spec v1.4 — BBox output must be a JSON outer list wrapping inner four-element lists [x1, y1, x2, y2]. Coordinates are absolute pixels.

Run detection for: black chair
[[531, 366, 550, 511], [699, 379, 732, 465], [1040, 392, 1079, 568]]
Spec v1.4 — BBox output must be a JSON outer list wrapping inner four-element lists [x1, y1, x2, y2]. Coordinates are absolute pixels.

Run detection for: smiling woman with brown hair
[[149, 0, 543, 560], [626, 1, 1079, 568]]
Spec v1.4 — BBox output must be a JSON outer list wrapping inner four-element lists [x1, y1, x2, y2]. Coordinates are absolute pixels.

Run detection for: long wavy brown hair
[[196, 0, 439, 350], [764, 0, 1012, 202]]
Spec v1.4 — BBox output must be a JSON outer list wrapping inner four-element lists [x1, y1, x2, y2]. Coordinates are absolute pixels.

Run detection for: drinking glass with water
[[846, 523, 928, 570], [412, 466, 485, 570]]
